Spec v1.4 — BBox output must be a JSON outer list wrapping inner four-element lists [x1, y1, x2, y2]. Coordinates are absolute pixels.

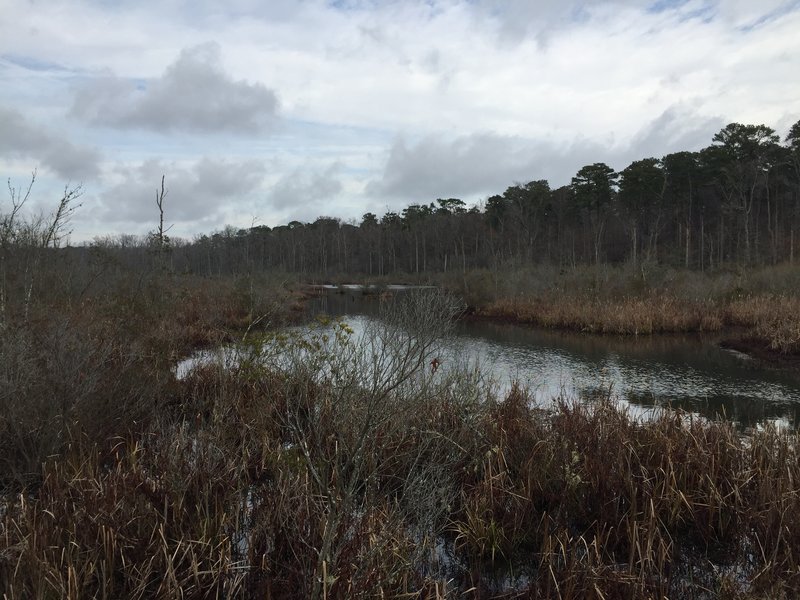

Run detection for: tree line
[[94, 120, 800, 277]]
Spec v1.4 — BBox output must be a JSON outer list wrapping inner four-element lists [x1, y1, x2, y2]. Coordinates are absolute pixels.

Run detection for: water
[[308, 289, 800, 430]]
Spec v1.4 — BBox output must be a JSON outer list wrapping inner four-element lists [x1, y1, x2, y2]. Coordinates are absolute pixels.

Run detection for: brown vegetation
[[5, 368, 800, 597], [444, 264, 800, 358], [4, 286, 800, 599], [476, 293, 723, 334]]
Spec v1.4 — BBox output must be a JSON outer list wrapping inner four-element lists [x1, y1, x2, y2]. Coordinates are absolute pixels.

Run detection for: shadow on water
[[308, 289, 800, 430]]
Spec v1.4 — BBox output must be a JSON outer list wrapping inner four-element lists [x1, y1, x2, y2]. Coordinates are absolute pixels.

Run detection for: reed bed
[[4, 381, 800, 598], [438, 264, 800, 357], [441, 387, 800, 599], [477, 293, 723, 335], [727, 294, 800, 353], [477, 291, 800, 356]]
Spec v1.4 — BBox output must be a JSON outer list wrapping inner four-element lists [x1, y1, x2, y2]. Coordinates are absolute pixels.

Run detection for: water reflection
[[308, 291, 800, 430]]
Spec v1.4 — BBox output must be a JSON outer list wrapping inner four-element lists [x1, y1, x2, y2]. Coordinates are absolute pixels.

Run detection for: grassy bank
[[307, 264, 800, 356], [428, 264, 800, 359], [3, 290, 800, 598]]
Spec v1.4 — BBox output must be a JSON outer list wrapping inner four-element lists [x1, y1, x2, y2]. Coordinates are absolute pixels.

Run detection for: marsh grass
[[478, 293, 723, 334], [447, 392, 800, 598], [5, 303, 800, 598], [727, 295, 800, 353], [455, 264, 800, 354], [3, 267, 800, 598]]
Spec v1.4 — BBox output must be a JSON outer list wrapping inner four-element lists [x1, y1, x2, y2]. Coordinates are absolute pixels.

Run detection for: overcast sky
[[1, 0, 799, 242]]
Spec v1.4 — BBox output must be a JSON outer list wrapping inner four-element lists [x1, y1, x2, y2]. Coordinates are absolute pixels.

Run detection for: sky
[[1, 0, 799, 242]]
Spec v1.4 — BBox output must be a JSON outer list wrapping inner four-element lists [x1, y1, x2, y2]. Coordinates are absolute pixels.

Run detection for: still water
[[309, 289, 800, 430]]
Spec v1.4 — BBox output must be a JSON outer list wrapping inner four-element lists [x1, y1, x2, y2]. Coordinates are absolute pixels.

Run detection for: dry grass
[[448, 390, 800, 598], [3, 262, 800, 598], [2, 434, 250, 599], [465, 264, 800, 354], [726, 295, 800, 353], [5, 326, 800, 598], [478, 293, 724, 334]]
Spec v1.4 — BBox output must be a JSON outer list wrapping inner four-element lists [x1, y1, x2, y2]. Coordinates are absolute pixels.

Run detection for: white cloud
[[96, 157, 267, 227], [71, 43, 279, 134], [0, 107, 101, 180]]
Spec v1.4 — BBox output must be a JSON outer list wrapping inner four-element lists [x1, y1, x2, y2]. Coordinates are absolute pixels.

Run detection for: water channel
[[308, 287, 800, 430]]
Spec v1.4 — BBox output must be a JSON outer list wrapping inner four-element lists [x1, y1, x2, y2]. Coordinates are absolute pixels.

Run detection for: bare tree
[[149, 175, 173, 272], [1, 172, 82, 325], [0, 172, 36, 325]]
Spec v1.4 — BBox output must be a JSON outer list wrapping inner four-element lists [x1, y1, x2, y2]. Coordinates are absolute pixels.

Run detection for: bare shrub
[[0, 316, 164, 490], [238, 289, 475, 598]]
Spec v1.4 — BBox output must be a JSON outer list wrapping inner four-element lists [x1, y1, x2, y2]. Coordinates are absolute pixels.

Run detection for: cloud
[[367, 106, 733, 203], [71, 43, 279, 134], [266, 163, 344, 216], [466, 0, 649, 46], [0, 107, 101, 179], [628, 105, 727, 159], [367, 133, 558, 200], [98, 157, 267, 225], [470, 0, 797, 45]]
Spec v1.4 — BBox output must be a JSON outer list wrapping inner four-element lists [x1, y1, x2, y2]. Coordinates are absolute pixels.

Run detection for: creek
[[308, 287, 800, 430]]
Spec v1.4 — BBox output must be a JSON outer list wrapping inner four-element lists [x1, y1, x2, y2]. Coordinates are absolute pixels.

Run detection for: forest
[[87, 120, 800, 279]]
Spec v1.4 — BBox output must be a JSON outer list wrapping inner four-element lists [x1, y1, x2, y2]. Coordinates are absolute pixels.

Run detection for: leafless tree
[[1, 172, 82, 325]]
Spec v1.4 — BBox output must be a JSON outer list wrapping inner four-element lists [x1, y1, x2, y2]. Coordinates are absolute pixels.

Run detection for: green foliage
[[618, 157, 664, 215], [713, 122, 780, 161], [436, 197, 466, 214], [571, 162, 618, 212], [359, 211, 378, 227]]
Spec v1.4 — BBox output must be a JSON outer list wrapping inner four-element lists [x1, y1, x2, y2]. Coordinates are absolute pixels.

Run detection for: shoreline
[[298, 282, 800, 371], [719, 336, 800, 370], [467, 308, 800, 371], [463, 307, 800, 370]]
